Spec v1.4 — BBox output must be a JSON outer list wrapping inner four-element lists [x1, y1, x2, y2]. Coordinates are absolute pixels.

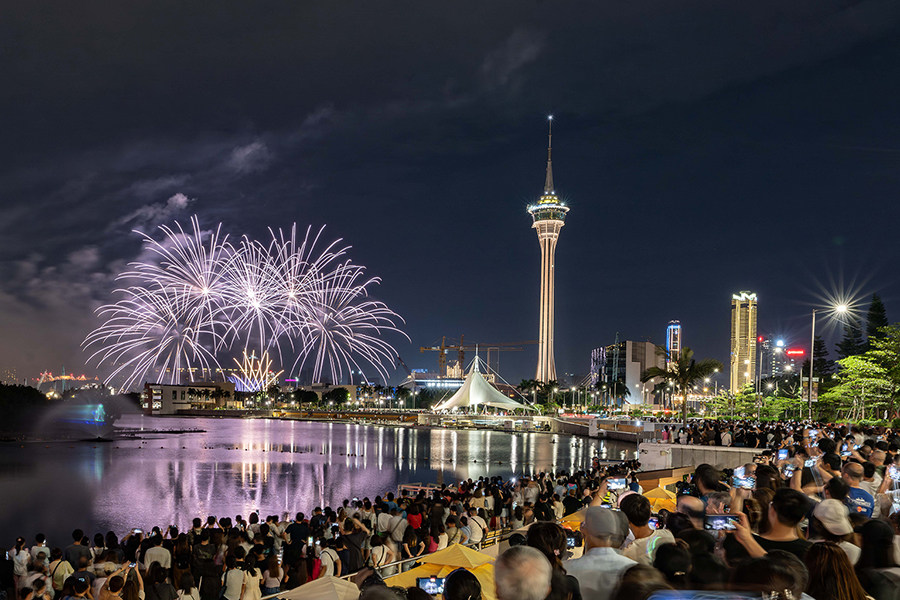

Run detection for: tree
[[820, 354, 891, 422], [266, 383, 280, 402], [867, 324, 900, 419], [641, 347, 723, 426], [603, 379, 631, 407], [323, 387, 350, 405], [835, 317, 866, 360], [866, 294, 889, 347], [802, 336, 834, 380]]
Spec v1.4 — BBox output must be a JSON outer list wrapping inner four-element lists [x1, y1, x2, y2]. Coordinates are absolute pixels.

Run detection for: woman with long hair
[[239, 557, 261, 600], [525, 522, 582, 600], [804, 542, 868, 600], [652, 542, 691, 590], [12, 537, 30, 589], [260, 555, 280, 596], [400, 528, 425, 573], [120, 566, 144, 600], [855, 519, 900, 600], [176, 573, 199, 600]]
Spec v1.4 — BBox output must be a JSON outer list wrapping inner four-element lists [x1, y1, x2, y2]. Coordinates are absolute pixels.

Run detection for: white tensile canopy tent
[[433, 358, 536, 412]]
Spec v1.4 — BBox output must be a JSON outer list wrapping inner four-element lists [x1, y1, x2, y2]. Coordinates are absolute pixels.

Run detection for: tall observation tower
[[528, 116, 569, 382]]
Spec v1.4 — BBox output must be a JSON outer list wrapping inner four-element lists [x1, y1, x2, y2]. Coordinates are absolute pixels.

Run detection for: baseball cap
[[582, 507, 621, 538], [813, 499, 853, 536]]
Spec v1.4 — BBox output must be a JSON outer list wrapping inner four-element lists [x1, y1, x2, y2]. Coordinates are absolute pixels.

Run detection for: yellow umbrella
[[277, 576, 359, 600], [643, 487, 677, 512], [384, 544, 497, 600]]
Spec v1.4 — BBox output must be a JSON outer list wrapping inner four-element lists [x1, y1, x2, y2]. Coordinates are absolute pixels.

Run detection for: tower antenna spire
[[544, 115, 554, 193]]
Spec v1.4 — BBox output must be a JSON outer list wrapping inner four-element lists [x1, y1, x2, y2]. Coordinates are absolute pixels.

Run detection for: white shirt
[[320, 548, 339, 578], [621, 529, 676, 565], [467, 516, 487, 543], [377, 512, 392, 534], [144, 546, 171, 570], [565, 547, 637, 600]]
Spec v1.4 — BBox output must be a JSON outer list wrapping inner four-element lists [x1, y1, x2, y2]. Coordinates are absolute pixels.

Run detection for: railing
[[256, 526, 513, 597]]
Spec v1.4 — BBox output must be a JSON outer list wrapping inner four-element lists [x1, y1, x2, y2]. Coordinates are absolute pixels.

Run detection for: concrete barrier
[[638, 442, 762, 471]]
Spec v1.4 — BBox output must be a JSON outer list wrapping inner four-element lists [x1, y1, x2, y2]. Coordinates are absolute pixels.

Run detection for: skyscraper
[[528, 116, 569, 382], [666, 320, 682, 368], [730, 291, 758, 392]]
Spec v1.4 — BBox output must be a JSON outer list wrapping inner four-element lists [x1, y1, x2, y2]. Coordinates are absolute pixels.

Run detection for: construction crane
[[419, 336, 538, 377]]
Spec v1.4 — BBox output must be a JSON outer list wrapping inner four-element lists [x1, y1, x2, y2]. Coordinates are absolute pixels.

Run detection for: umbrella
[[275, 576, 359, 600], [643, 487, 677, 512], [384, 544, 497, 599]]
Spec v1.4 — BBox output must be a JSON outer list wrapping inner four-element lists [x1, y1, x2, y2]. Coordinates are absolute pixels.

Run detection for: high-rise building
[[596, 340, 665, 405], [666, 320, 682, 368], [528, 116, 569, 382], [730, 291, 758, 392]]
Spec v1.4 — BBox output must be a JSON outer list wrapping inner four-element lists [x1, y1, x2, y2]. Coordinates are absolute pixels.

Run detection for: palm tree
[[604, 379, 631, 408], [641, 347, 723, 426]]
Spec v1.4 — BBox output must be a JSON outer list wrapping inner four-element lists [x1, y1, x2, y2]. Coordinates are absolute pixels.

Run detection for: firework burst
[[84, 216, 406, 390]]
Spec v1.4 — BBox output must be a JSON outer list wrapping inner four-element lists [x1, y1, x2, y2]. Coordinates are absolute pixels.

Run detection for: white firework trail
[[84, 216, 406, 390]]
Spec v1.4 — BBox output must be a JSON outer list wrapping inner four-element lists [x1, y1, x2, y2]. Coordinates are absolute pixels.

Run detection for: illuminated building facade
[[528, 117, 569, 382], [666, 320, 682, 368], [730, 291, 758, 392]]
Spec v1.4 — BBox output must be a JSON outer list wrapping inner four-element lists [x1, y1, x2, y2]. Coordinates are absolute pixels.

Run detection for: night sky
[[2, 1, 900, 387]]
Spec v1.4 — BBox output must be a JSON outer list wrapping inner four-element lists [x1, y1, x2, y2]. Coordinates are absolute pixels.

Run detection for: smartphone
[[704, 515, 739, 531], [809, 429, 818, 439], [307, 536, 313, 545], [841, 451, 852, 458], [804, 458, 817, 468], [648, 517, 659, 530], [782, 465, 796, 478], [566, 536, 576, 548], [854, 444, 860, 450], [607, 478, 627, 491], [732, 476, 756, 490], [777, 449, 788, 461], [132, 528, 142, 534], [417, 577, 446, 595], [889, 465, 900, 481], [129, 562, 137, 568], [733, 466, 746, 479]]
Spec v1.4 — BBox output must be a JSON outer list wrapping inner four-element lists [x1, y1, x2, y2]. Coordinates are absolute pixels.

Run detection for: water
[[0, 414, 636, 545]]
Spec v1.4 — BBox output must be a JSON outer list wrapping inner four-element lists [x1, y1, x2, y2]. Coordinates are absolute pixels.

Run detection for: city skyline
[[1, 2, 899, 386]]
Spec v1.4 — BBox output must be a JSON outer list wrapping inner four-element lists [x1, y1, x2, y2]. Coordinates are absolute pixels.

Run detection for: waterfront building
[[599, 340, 664, 405], [730, 291, 758, 392], [142, 381, 237, 415], [666, 320, 682, 368], [528, 116, 569, 383]]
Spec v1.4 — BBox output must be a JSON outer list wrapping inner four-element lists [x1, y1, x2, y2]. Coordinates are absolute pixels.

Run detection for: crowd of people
[[4, 421, 900, 600]]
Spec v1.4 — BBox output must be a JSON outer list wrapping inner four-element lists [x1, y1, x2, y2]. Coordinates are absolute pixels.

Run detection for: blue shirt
[[846, 486, 875, 518]]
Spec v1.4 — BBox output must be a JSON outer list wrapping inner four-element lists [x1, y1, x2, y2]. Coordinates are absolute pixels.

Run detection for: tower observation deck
[[527, 116, 569, 382]]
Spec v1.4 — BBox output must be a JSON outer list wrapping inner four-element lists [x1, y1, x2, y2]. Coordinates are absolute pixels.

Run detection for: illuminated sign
[[786, 349, 805, 356]]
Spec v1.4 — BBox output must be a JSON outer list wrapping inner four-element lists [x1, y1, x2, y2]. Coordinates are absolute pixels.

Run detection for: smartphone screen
[[732, 476, 755, 489], [733, 466, 745, 479], [607, 478, 627, 491], [648, 517, 659, 530], [777, 449, 788, 461], [704, 515, 739, 531], [841, 451, 851, 457], [417, 577, 445, 595], [566, 536, 576, 548], [805, 458, 817, 468], [889, 465, 900, 481]]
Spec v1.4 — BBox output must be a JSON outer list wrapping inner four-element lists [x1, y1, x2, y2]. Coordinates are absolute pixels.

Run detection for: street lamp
[[808, 304, 847, 419]]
